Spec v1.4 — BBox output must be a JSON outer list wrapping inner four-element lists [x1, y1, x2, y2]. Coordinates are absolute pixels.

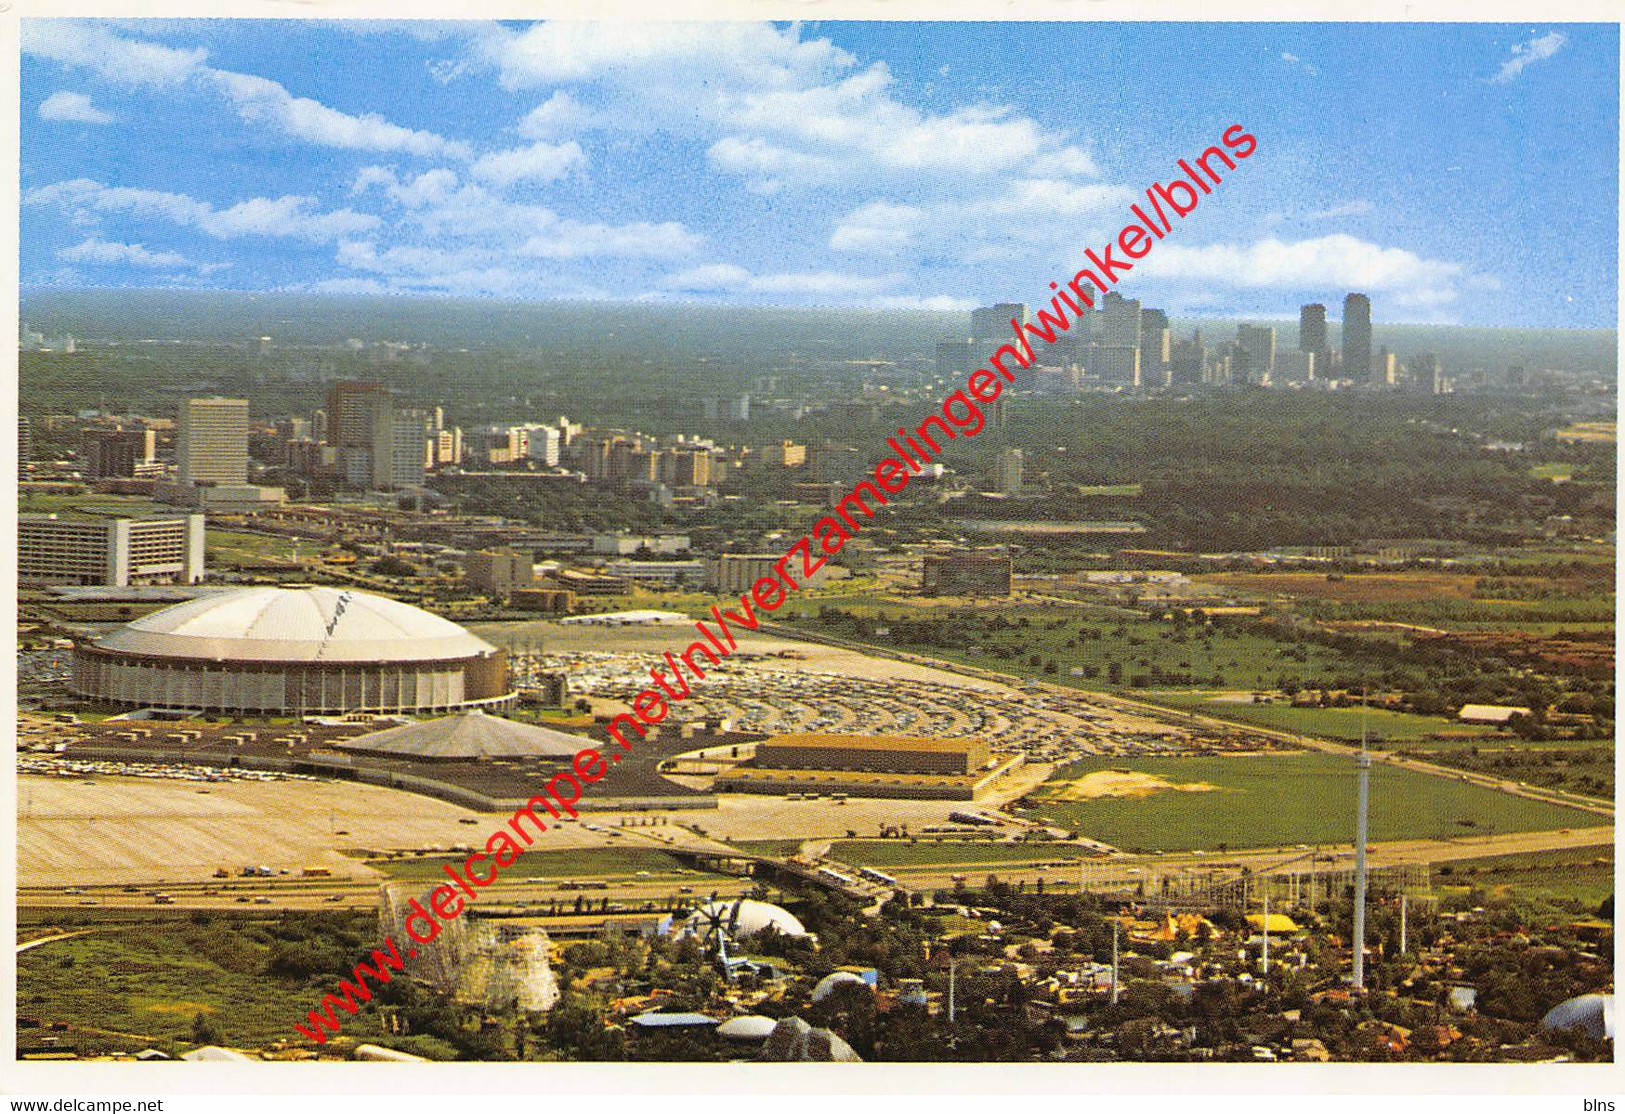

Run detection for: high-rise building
[[327, 382, 394, 489], [18, 416, 31, 473], [390, 408, 433, 489], [1275, 349, 1316, 384], [1236, 325, 1277, 385], [21, 513, 205, 586], [1299, 303, 1327, 353], [1090, 345, 1141, 387], [992, 448, 1024, 494], [936, 339, 979, 379], [1101, 292, 1142, 348], [971, 304, 1027, 345], [1139, 308, 1171, 384], [1342, 293, 1372, 382], [1409, 352, 1444, 395], [176, 398, 249, 486], [82, 427, 156, 478], [1371, 348, 1397, 387]]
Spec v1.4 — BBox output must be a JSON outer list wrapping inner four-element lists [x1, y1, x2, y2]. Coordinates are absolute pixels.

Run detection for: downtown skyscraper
[[1342, 293, 1372, 382]]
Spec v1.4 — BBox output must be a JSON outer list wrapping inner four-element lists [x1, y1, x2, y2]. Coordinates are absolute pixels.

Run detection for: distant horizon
[[18, 284, 1621, 335]]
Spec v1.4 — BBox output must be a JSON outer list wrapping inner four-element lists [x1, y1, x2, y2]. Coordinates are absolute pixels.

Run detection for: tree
[[191, 1011, 224, 1046]]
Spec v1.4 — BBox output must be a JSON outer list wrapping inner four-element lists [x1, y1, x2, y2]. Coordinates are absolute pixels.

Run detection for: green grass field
[[15, 914, 431, 1055], [785, 603, 1373, 694], [1435, 847, 1614, 908], [1139, 692, 1503, 744], [1023, 754, 1597, 853], [828, 841, 1094, 868], [365, 846, 691, 881]]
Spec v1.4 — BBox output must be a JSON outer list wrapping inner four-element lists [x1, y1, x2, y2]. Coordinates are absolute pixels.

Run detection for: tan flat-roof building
[[752, 733, 990, 776]]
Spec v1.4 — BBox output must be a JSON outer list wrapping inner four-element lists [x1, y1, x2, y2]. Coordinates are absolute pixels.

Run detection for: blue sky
[[20, 19, 1620, 327]]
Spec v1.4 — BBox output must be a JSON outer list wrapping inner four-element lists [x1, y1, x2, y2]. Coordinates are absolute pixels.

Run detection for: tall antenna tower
[[1352, 688, 1371, 990]]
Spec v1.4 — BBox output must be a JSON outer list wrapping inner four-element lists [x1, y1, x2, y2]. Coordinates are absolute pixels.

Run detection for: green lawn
[[828, 841, 1095, 869], [1435, 847, 1615, 908], [1022, 753, 1597, 853], [784, 605, 1373, 694], [365, 846, 690, 881], [1139, 692, 1502, 744], [15, 914, 439, 1055]]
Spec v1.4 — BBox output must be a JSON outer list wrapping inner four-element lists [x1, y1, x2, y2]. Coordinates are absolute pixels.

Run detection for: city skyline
[[19, 19, 1619, 329]]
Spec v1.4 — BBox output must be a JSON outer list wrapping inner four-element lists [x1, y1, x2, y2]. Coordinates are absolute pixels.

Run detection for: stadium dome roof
[[716, 1015, 778, 1042], [682, 899, 809, 939], [811, 971, 870, 1003], [331, 710, 585, 760], [1540, 993, 1614, 1040], [90, 586, 496, 664]]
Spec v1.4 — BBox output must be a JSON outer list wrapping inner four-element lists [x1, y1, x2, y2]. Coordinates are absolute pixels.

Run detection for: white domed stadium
[[681, 899, 809, 940], [71, 586, 513, 715]]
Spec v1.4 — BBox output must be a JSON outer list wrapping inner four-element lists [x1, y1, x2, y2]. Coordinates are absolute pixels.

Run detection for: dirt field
[[1048, 770, 1218, 801], [1199, 571, 1479, 604]]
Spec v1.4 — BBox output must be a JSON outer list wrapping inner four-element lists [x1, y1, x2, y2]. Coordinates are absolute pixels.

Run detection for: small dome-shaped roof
[[682, 899, 808, 939], [331, 711, 584, 760], [91, 586, 495, 664], [717, 1015, 778, 1041], [811, 971, 870, 1003], [1541, 993, 1614, 1040]]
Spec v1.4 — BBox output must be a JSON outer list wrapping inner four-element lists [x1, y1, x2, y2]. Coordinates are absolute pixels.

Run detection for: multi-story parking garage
[[71, 585, 514, 715]]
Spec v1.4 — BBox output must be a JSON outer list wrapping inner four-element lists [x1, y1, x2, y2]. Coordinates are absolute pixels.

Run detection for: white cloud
[[662, 263, 904, 299], [829, 201, 923, 254], [349, 165, 701, 259], [471, 22, 1101, 194], [204, 68, 470, 159], [26, 178, 381, 243], [470, 140, 586, 187], [305, 277, 391, 295], [871, 294, 978, 312], [1136, 234, 1471, 309], [39, 91, 113, 124], [517, 91, 594, 139], [24, 21, 206, 86], [519, 218, 700, 260], [1490, 31, 1568, 84], [1304, 199, 1374, 221], [1280, 51, 1319, 77], [57, 237, 190, 267], [26, 21, 469, 159]]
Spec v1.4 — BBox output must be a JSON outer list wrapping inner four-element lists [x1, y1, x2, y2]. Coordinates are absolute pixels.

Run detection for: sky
[[19, 19, 1621, 327]]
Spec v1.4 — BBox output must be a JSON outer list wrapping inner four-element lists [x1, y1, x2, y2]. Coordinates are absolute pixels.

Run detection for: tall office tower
[[1139, 308, 1171, 383], [1276, 349, 1316, 384], [83, 427, 156, 478], [1372, 348, 1397, 387], [936, 339, 979, 379], [1409, 352, 1444, 395], [1100, 292, 1142, 348], [176, 397, 249, 486], [390, 408, 433, 489], [327, 381, 394, 489], [1092, 346, 1142, 387], [992, 448, 1024, 494], [971, 304, 1027, 345], [1299, 303, 1327, 353], [1236, 325, 1277, 385], [1168, 338, 1206, 386], [1342, 293, 1372, 382]]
